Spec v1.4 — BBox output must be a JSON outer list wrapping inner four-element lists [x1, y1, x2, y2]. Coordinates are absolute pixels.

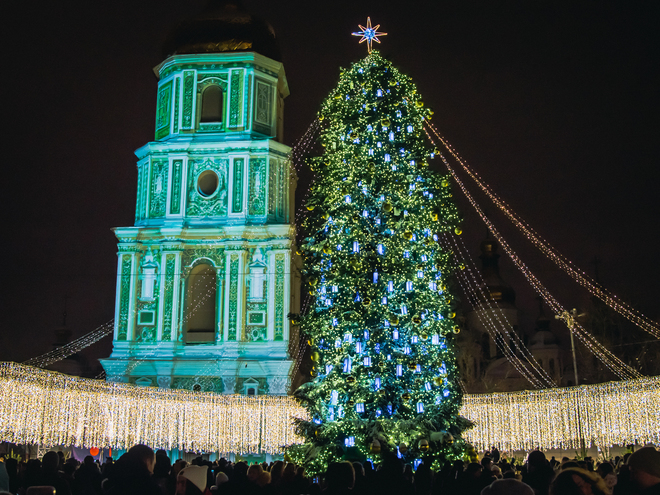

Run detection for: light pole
[[556, 308, 586, 458]]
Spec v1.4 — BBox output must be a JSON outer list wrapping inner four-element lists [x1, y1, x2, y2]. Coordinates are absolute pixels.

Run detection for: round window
[[193, 384, 202, 392], [197, 170, 219, 197]]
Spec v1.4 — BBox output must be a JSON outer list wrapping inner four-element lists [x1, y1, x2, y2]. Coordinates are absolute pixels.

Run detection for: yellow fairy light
[[2, 363, 656, 454]]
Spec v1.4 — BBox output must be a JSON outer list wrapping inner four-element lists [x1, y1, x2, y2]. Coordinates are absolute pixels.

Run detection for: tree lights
[[287, 51, 470, 474]]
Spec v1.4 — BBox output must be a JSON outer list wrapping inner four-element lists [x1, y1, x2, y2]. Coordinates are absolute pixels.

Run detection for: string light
[[426, 123, 660, 340], [423, 129, 641, 381], [442, 233, 555, 388], [2, 363, 656, 455], [461, 376, 660, 451], [0, 363, 307, 454]]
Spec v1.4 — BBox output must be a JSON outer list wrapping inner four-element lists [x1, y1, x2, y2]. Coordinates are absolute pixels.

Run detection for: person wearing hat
[[628, 447, 660, 494], [177, 465, 210, 495]]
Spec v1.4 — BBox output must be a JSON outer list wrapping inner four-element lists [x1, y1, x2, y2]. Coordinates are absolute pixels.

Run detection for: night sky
[[3, 0, 659, 371]]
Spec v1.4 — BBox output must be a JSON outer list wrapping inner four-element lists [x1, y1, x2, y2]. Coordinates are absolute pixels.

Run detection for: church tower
[[100, 1, 299, 395]]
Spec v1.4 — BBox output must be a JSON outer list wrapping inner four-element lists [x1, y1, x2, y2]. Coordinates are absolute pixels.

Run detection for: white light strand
[[462, 376, 660, 451], [423, 128, 640, 380], [443, 233, 556, 388], [441, 235, 549, 388], [426, 123, 660, 340], [2, 363, 657, 454]]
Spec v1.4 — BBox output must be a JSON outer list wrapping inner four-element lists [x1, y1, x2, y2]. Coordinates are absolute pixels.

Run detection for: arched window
[[200, 85, 223, 123], [185, 264, 217, 343]]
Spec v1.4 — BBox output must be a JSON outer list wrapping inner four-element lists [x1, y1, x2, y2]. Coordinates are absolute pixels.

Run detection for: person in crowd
[[0, 461, 9, 493], [176, 465, 209, 495], [481, 478, 534, 495], [103, 444, 161, 495], [322, 461, 354, 495], [523, 450, 554, 495], [597, 462, 618, 492], [40, 451, 72, 495], [627, 447, 660, 494], [550, 467, 611, 495], [73, 455, 102, 495]]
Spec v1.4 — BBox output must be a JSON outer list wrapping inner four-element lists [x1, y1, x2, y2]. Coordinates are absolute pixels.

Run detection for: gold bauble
[[454, 227, 463, 235], [307, 339, 313, 346], [323, 246, 331, 255], [415, 100, 424, 108], [402, 393, 411, 401], [347, 400, 355, 407], [399, 443, 408, 454], [306, 205, 315, 211], [318, 115, 324, 121], [441, 179, 450, 187], [431, 212, 439, 222], [350, 259, 359, 269], [311, 352, 320, 362], [382, 202, 393, 212], [433, 377, 443, 386], [309, 277, 319, 287], [407, 363, 417, 371], [378, 389, 387, 396], [412, 316, 422, 324], [419, 439, 429, 451], [378, 361, 386, 370], [452, 326, 461, 334], [370, 439, 381, 454], [420, 332, 429, 341], [363, 298, 372, 306], [404, 231, 413, 241], [346, 375, 356, 384], [390, 316, 400, 325], [389, 79, 397, 87], [381, 118, 391, 127], [449, 312, 456, 319]]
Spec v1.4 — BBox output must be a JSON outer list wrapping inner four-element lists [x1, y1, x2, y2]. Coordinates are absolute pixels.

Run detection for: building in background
[[101, 1, 300, 395]]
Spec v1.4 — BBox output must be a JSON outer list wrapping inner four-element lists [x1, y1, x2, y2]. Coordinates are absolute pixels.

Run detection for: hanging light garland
[[461, 376, 660, 451], [426, 123, 660, 340], [1, 363, 657, 453], [423, 128, 641, 381], [0, 363, 307, 454], [444, 233, 556, 388]]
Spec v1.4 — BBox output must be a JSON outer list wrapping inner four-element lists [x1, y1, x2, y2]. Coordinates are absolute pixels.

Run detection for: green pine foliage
[[288, 51, 472, 474]]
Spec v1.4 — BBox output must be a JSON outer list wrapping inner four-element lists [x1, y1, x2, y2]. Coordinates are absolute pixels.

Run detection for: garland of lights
[[1, 363, 657, 454], [444, 233, 556, 388], [441, 234, 552, 389], [423, 129, 641, 381], [426, 123, 660, 340], [462, 376, 660, 451], [0, 363, 306, 454]]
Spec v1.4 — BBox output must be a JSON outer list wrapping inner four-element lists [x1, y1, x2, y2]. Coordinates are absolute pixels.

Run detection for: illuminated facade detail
[[100, 48, 299, 395]]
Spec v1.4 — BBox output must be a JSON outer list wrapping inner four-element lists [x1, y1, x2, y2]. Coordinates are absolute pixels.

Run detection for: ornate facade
[[101, 5, 299, 395]]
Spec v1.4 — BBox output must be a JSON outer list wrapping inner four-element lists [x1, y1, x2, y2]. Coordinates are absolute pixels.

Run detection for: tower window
[[197, 170, 219, 197], [247, 388, 256, 396], [200, 85, 223, 123], [185, 264, 217, 343]]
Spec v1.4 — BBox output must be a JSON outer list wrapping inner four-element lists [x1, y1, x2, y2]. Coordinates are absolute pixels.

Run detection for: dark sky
[[2, 0, 659, 369]]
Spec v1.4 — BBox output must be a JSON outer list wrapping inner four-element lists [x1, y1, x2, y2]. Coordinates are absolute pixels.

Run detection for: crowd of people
[[0, 444, 658, 495]]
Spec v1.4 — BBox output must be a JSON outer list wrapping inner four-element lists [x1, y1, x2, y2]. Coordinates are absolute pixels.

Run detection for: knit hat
[[481, 479, 535, 495], [179, 465, 208, 493], [215, 471, 229, 486], [628, 447, 660, 478]]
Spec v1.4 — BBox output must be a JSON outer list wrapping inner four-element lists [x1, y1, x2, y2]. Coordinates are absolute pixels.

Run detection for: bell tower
[[100, 1, 299, 395]]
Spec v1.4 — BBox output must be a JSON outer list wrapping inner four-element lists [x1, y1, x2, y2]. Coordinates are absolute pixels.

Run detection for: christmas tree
[[289, 50, 471, 474]]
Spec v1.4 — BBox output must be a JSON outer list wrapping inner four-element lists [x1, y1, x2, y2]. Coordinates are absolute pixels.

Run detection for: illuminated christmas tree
[[289, 47, 471, 474]]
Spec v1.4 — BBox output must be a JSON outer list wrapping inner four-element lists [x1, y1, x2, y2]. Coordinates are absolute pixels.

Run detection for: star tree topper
[[352, 17, 387, 53]]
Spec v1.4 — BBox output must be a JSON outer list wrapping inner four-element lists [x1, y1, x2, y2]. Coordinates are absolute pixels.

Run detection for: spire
[[478, 236, 516, 306]]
